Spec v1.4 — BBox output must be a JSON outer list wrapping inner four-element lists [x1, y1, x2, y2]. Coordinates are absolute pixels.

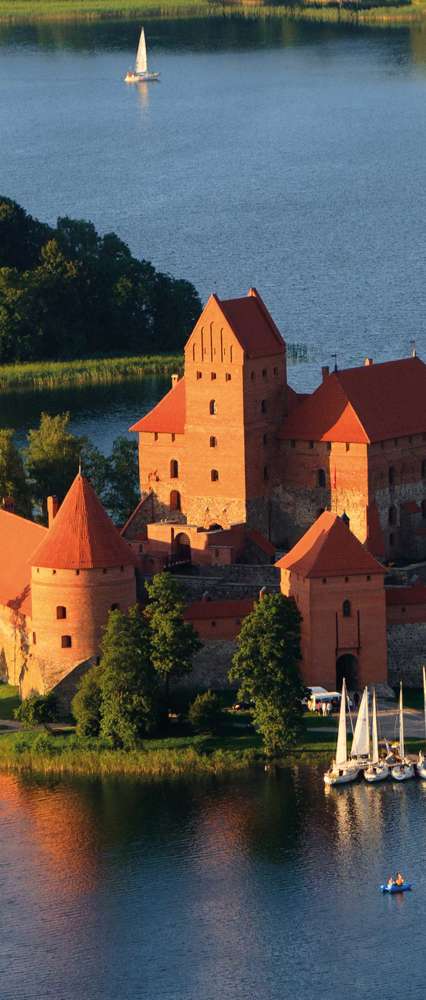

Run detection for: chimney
[[321, 365, 329, 382], [47, 495, 59, 528], [2, 496, 15, 514], [364, 358, 374, 366], [171, 373, 179, 388]]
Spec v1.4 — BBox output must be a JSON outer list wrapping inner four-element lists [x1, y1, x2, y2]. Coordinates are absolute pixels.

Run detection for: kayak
[[380, 883, 412, 894]]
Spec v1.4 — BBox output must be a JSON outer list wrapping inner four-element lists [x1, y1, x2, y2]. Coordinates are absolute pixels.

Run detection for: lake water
[[1, 764, 426, 1000]]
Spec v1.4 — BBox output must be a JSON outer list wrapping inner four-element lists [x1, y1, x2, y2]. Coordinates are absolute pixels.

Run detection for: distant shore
[[0, 0, 425, 28], [0, 354, 182, 392]]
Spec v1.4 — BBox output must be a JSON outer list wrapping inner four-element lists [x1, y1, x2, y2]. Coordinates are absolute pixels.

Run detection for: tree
[[103, 436, 139, 524], [229, 594, 305, 757], [71, 665, 103, 737], [145, 573, 202, 703], [26, 411, 85, 517], [99, 606, 159, 748], [14, 692, 57, 726], [188, 690, 222, 734], [0, 429, 32, 517], [0, 196, 51, 270]]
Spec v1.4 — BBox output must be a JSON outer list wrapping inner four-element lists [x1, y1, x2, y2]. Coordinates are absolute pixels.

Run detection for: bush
[[71, 666, 102, 737], [14, 693, 58, 726], [32, 733, 60, 756], [188, 691, 222, 734]]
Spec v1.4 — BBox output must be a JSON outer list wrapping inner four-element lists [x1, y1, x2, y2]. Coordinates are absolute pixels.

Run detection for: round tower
[[27, 473, 137, 696]]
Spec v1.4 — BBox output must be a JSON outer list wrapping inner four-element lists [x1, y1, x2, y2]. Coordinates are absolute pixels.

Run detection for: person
[[395, 872, 404, 886], [387, 877, 394, 888]]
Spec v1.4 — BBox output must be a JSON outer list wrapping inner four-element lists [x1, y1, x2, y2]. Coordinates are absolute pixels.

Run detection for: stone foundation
[[387, 623, 426, 686]]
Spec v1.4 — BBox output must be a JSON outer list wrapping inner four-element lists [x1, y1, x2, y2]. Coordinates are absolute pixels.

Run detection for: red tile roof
[[0, 510, 46, 615], [281, 357, 426, 444], [129, 377, 185, 435], [276, 511, 385, 578], [184, 598, 254, 621], [219, 288, 284, 359], [31, 474, 137, 570]]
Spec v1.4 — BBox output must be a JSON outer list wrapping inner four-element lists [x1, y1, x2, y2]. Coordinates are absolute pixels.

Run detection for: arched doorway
[[173, 532, 191, 564], [336, 653, 358, 692]]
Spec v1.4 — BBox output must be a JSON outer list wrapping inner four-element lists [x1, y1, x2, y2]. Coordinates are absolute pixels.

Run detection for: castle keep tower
[[23, 473, 137, 701]]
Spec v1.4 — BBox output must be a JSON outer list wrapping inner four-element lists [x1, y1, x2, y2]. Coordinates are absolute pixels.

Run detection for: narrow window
[[262, 369, 267, 378], [154, 432, 158, 441], [322, 578, 327, 584], [196, 371, 202, 380], [61, 635, 72, 648], [317, 469, 326, 488], [171, 433, 175, 442], [211, 469, 219, 482], [170, 490, 181, 511], [366, 575, 371, 581], [345, 443, 350, 452], [56, 606, 66, 620], [389, 466, 395, 487], [263, 466, 268, 481], [388, 505, 397, 526], [251, 371, 255, 381], [342, 599, 351, 618], [291, 440, 296, 449], [394, 438, 398, 446], [273, 367, 278, 376], [210, 436, 217, 448], [32, 632, 36, 645], [211, 372, 216, 381], [309, 441, 314, 450], [209, 400, 217, 415], [263, 433, 267, 446], [261, 400, 267, 414], [225, 373, 231, 382], [170, 459, 179, 479], [211, 620, 216, 628]]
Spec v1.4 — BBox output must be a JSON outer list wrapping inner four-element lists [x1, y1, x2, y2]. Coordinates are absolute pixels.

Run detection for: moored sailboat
[[124, 27, 160, 83], [350, 686, 370, 767], [324, 678, 360, 786], [392, 682, 415, 781], [417, 666, 426, 778], [364, 688, 389, 782]]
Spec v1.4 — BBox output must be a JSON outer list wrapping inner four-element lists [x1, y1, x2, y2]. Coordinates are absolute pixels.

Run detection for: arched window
[[388, 505, 397, 526], [422, 459, 426, 479], [209, 400, 217, 415], [170, 490, 181, 511], [261, 400, 267, 414], [211, 469, 219, 482], [389, 466, 395, 487], [56, 606, 66, 620], [210, 436, 217, 448], [317, 469, 326, 488], [61, 635, 72, 648], [342, 600, 351, 618], [170, 459, 179, 479]]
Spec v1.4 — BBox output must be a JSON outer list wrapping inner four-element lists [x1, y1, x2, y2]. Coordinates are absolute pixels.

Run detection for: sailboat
[[392, 682, 415, 781], [350, 686, 370, 766], [324, 678, 360, 786], [364, 688, 389, 782], [124, 27, 160, 83], [417, 666, 426, 778]]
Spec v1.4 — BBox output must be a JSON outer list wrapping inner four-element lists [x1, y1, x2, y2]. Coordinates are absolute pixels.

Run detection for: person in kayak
[[395, 872, 405, 886], [387, 877, 394, 888]]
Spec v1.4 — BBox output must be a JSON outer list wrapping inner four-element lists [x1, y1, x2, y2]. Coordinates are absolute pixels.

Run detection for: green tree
[[0, 429, 32, 517], [145, 573, 202, 704], [188, 690, 222, 734], [71, 665, 103, 737], [14, 692, 57, 726], [26, 411, 85, 517], [229, 594, 305, 757], [0, 196, 51, 270], [99, 606, 158, 748], [103, 436, 139, 524]]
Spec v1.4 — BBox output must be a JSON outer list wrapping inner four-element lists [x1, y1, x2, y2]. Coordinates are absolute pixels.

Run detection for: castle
[[1, 287, 426, 705]]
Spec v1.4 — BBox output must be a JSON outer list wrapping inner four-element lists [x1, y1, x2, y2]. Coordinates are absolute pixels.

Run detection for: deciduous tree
[[145, 573, 202, 703], [99, 606, 158, 748], [0, 429, 32, 517]]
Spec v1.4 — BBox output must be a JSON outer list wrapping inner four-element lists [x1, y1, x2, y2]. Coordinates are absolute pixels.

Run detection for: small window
[[366, 575, 371, 581], [388, 506, 397, 526], [196, 371, 202, 380], [408, 436, 412, 444], [102, 568, 107, 575], [345, 576, 349, 583], [52, 569, 56, 575], [261, 400, 267, 414], [170, 459, 179, 479], [263, 466, 268, 481], [262, 369, 267, 378], [120, 566, 124, 572], [225, 373, 231, 382], [75, 569, 80, 576], [170, 490, 181, 511], [171, 433, 175, 442], [209, 400, 217, 415], [61, 635, 72, 648], [154, 432, 158, 441], [32, 632, 36, 645], [291, 440, 296, 449], [263, 433, 267, 446], [394, 438, 398, 446], [211, 620, 216, 628], [210, 436, 217, 448], [402, 607, 406, 613], [317, 469, 326, 488], [342, 600, 351, 618], [309, 441, 314, 450], [110, 603, 119, 611], [211, 372, 216, 381], [322, 578, 327, 584], [273, 367, 278, 376], [251, 371, 255, 381], [345, 443, 350, 452], [389, 466, 395, 487], [211, 469, 219, 482], [56, 606, 66, 620]]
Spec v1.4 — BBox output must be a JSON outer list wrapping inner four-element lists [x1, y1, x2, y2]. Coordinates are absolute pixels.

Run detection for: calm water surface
[[1, 765, 426, 1000]]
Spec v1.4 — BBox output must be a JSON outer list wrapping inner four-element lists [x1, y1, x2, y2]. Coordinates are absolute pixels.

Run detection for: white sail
[[336, 678, 348, 767], [399, 682, 405, 759], [423, 666, 426, 740], [135, 28, 148, 75], [351, 687, 370, 758], [371, 688, 379, 764]]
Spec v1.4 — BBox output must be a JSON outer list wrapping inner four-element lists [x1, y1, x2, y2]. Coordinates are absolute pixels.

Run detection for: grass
[[0, 0, 425, 26], [0, 684, 20, 721], [0, 354, 182, 391]]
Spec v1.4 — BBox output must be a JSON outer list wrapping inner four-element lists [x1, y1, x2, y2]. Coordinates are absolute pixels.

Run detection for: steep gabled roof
[[281, 356, 426, 444], [129, 376, 185, 435], [218, 288, 285, 359], [0, 510, 46, 615], [276, 511, 385, 579], [31, 474, 137, 570]]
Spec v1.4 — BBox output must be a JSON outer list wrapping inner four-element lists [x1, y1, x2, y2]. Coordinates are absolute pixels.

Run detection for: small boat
[[364, 689, 389, 783], [417, 667, 426, 778], [324, 678, 360, 786], [380, 882, 412, 894], [391, 683, 415, 781], [124, 27, 160, 83]]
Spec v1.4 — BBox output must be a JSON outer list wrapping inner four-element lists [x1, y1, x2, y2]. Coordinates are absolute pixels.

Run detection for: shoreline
[[0, 354, 182, 392], [0, 2, 425, 28]]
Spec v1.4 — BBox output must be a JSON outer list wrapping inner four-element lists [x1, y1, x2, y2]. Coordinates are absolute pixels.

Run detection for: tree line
[[0, 197, 201, 363]]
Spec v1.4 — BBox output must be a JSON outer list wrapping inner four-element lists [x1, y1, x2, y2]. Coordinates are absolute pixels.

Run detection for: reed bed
[[0, 354, 182, 391]]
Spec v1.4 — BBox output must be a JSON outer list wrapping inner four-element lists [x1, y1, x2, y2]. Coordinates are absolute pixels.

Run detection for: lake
[[1, 764, 426, 1000]]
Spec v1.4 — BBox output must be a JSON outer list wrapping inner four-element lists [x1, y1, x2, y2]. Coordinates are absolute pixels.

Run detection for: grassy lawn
[[0, 684, 20, 721], [0, 354, 182, 391]]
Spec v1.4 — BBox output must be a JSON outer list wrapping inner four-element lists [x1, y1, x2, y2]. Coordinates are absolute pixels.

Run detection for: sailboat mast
[[399, 682, 405, 760], [372, 688, 379, 764], [335, 677, 348, 767]]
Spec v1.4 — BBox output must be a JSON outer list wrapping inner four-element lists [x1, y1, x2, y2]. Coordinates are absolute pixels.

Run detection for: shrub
[[188, 691, 222, 734], [32, 733, 60, 756], [14, 692, 58, 726], [71, 666, 102, 737]]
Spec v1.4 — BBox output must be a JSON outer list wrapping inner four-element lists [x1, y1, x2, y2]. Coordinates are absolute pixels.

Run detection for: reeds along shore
[[0, 355, 182, 391], [0, 0, 424, 26]]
